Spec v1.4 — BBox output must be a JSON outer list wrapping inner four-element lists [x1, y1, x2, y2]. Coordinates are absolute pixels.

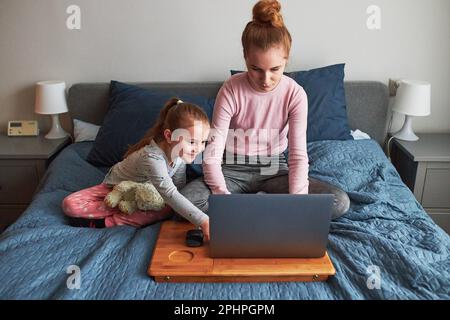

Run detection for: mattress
[[0, 139, 449, 299]]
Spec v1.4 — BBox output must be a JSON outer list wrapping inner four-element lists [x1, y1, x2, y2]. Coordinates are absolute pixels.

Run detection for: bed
[[0, 81, 449, 300]]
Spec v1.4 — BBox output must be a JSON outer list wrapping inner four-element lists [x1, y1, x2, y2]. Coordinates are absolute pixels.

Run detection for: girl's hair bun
[[241, 0, 292, 57], [252, 0, 284, 28]]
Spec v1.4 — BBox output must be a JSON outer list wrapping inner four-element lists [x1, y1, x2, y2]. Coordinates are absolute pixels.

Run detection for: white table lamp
[[392, 80, 431, 141], [35, 80, 69, 139]]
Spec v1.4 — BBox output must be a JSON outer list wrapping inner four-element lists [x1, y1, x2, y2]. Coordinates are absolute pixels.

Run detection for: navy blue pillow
[[288, 63, 352, 142], [87, 81, 214, 168], [230, 64, 352, 142]]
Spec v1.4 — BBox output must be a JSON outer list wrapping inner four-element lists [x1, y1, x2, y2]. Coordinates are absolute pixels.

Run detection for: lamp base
[[45, 114, 68, 139], [392, 115, 419, 141]]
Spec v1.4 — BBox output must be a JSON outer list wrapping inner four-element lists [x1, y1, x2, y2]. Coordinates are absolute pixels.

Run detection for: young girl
[[180, 0, 350, 219], [63, 98, 211, 238]]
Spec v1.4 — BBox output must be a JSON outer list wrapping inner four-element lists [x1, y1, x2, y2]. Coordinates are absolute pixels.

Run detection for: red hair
[[241, 0, 292, 58]]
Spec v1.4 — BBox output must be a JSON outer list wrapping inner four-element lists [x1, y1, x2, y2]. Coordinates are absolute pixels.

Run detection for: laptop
[[208, 194, 334, 258]]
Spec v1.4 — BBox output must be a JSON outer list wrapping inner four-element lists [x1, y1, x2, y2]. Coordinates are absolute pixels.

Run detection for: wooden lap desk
[[148, 221, 336, 283]]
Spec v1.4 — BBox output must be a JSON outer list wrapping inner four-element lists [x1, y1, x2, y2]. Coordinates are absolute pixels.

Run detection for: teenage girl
[[180, 0, 350, 219]]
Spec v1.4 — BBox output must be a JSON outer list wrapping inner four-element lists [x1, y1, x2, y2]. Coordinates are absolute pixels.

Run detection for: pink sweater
[[203, 72, 309, 194]]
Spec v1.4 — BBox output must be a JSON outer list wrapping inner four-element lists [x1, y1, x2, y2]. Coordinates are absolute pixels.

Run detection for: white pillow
[[73, 119, 100, 142], [350, 129, 371, 140]]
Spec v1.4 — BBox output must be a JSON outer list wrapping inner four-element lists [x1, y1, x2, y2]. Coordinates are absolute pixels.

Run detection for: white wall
[[0, 0, 449, 134]]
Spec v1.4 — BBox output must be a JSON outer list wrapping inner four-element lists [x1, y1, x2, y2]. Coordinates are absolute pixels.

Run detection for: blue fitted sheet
[[0, 140, 449, 299]]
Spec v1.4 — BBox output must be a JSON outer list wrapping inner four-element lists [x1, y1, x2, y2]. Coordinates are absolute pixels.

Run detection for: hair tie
[[176, 99, 183, 105]]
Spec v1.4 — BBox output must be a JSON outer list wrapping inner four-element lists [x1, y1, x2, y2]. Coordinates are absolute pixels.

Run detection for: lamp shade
[[392, 80, 431, 116], [34, 81, 68, 115]]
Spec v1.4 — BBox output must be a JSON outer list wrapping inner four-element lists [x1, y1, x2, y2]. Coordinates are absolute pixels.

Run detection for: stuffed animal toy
[[104, 181, 165, 215]]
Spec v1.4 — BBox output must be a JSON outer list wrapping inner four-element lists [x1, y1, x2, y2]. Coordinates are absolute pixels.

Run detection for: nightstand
[[0, 134, 71, 232], [390, 133, 450, 234]]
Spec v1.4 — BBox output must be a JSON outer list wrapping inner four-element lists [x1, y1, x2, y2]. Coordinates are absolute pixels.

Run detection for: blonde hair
[[123, 98, 210, 158], [241, 0, 292, 58]]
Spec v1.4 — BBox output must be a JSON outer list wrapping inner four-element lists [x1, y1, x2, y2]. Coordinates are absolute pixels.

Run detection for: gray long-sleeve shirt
[[103, 140, 208, 226]]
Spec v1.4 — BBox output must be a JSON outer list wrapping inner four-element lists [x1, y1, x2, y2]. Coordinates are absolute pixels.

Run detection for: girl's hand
[[200, 218, 210, 241]]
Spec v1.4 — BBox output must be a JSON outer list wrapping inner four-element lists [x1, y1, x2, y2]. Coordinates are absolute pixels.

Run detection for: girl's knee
[[62, 196, 77, 215], [180, 179, 210, 202], [331, 190, 350, 220], [180, 187, 209, 213]]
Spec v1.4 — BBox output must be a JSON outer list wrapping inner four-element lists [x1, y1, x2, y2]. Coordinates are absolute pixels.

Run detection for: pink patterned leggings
[[62, 183, 173, 228]]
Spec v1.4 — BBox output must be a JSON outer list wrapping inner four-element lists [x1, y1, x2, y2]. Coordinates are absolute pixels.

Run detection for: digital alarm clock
[[7, 120, 39, 136]]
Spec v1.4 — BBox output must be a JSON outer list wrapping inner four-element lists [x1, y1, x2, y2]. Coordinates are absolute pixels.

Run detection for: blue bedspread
[[1, 140, 449, 299]]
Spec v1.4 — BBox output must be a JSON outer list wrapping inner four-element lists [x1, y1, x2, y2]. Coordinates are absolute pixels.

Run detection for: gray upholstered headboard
[[68, 81, 389, 147]]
